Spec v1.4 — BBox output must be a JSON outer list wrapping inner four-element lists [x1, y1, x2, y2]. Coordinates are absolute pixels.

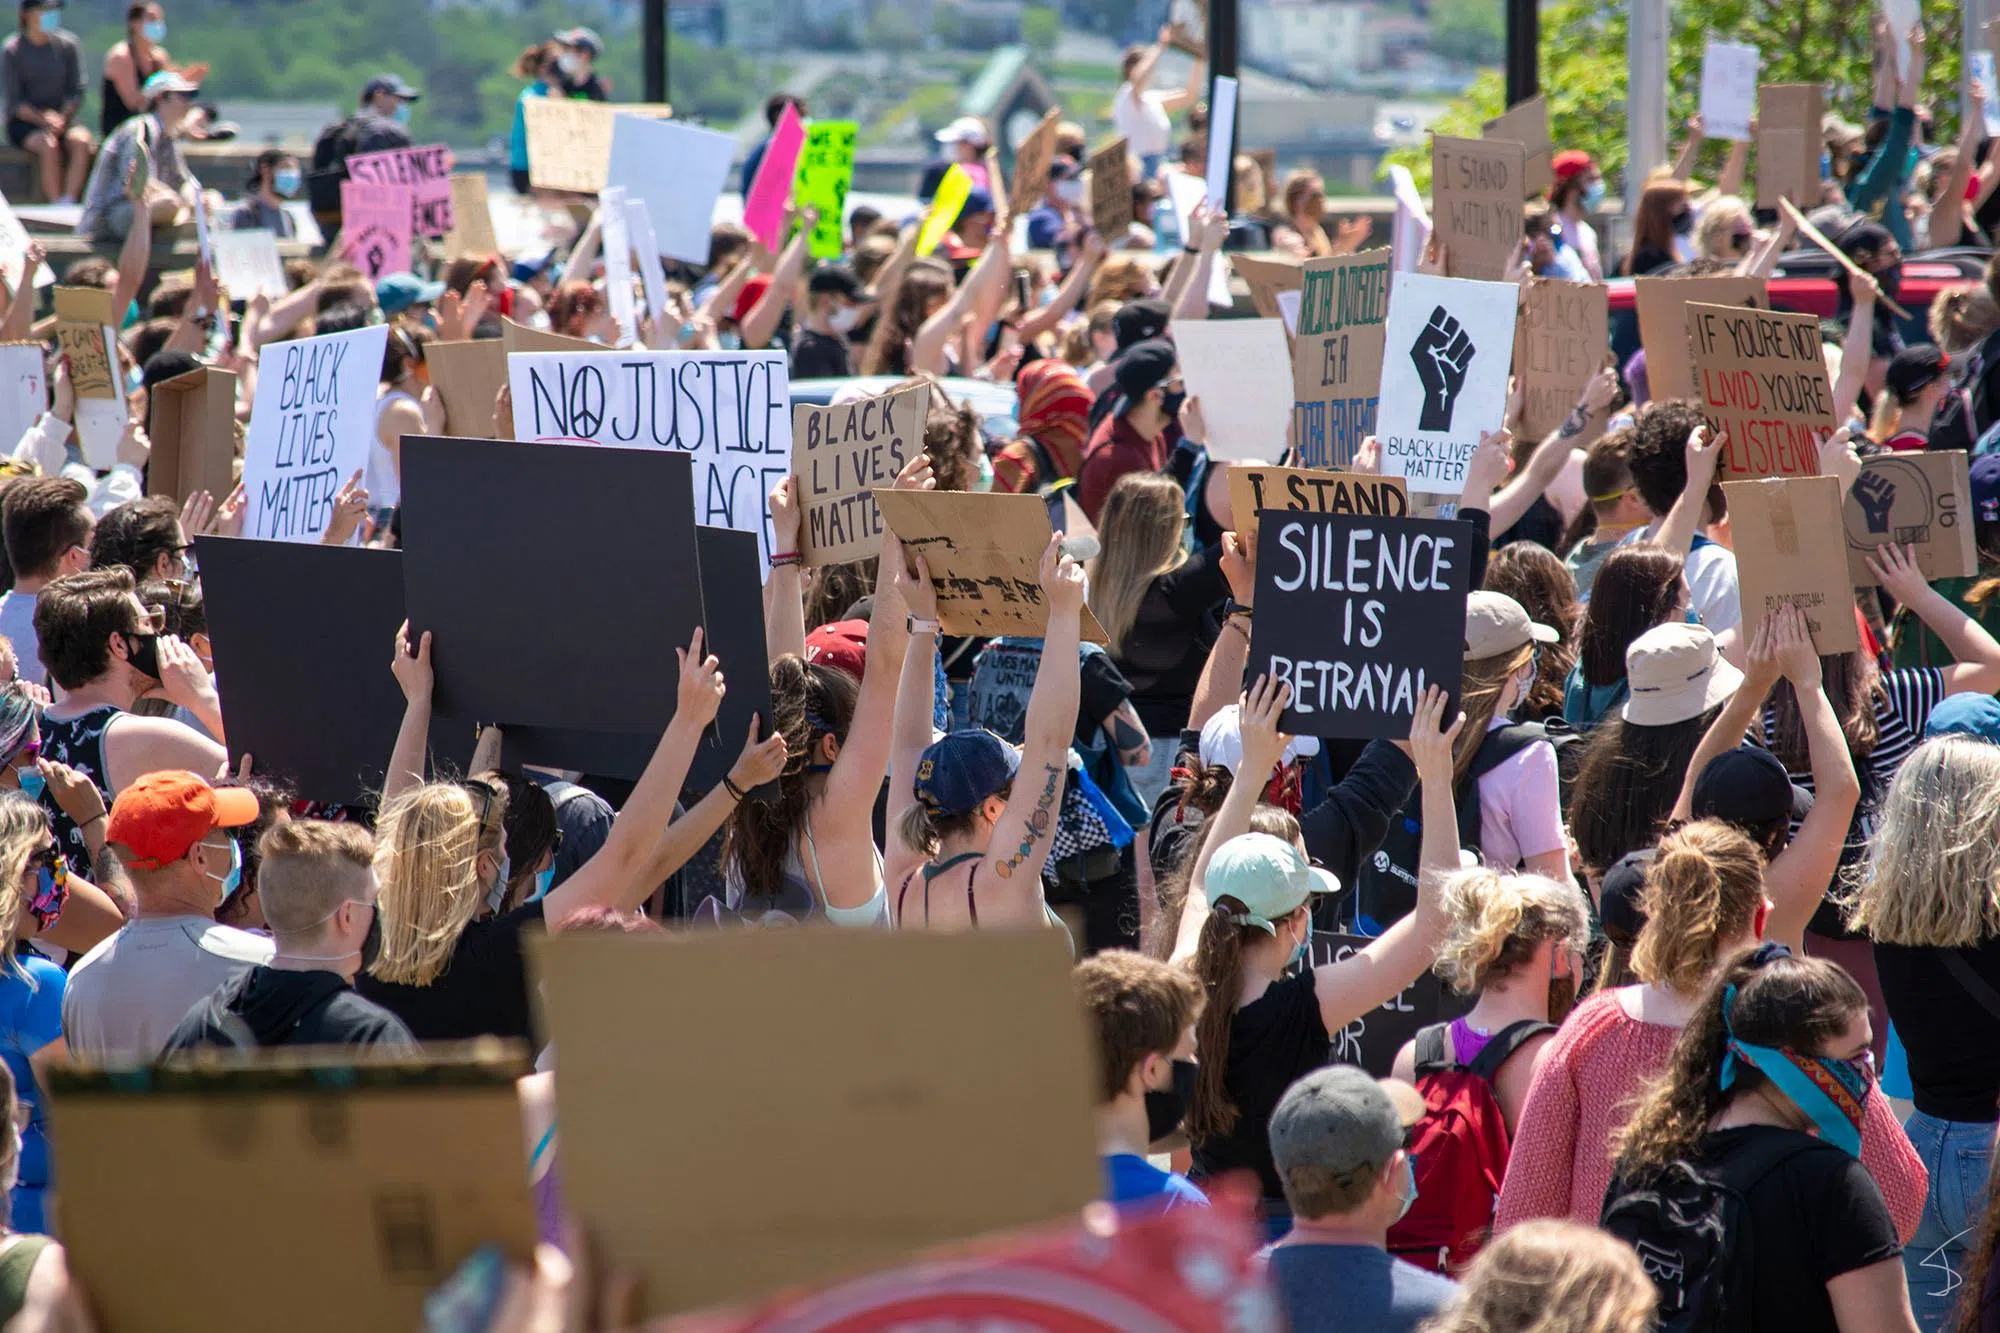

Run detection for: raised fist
[[1412, 305, 1475, 432]]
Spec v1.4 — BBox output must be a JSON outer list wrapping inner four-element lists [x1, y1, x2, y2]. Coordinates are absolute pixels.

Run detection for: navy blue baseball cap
[[1971, 453, 2000, 530], [1691, 745, 1813, 826], [913, 729, 1021, 818], [1925, 693, 2000, 745]]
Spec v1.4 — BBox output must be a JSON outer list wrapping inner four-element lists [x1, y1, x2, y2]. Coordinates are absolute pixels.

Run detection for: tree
[[1022, 5, 1060, 62], [1430, 0, 1504, 67]]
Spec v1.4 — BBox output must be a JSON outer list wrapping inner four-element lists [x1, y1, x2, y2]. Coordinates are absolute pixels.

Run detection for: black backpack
[[306, 115, 365, 221], [1599, 1134, 1817, 1333], [1929, 325, 2000, 455]]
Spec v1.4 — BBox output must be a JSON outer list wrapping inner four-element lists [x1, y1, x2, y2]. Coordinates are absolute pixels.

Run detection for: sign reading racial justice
[[1251, 511, 1472, 740], [1292, 250, 1389, 470]]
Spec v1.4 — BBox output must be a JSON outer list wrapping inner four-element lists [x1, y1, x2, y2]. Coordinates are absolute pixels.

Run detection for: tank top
[[719, 812, 887, 927], [100, 44, 163, 139], [0, 1234, 50, 1326], [38, 705, 117, 877], [370, 388, 416, 510], [895, 851, 1071, 940]]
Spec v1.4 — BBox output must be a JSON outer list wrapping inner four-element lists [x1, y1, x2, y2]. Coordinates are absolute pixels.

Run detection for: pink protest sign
[[742, 103, 805, 250], [341, 180, 414, 281], [347, 143, 455, 237]]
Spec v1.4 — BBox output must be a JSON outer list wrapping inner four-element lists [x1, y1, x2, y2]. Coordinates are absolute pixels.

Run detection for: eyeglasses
[[133, 606, 167, 635]]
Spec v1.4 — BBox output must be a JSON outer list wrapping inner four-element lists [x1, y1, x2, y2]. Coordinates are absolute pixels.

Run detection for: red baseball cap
[[105, 771, 260, 870], [1552, 150, 1595, 183], [804, 619, 869, 681], [731, 274, 773, 326]]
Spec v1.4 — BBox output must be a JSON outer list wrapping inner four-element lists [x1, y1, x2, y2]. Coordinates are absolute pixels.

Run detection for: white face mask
[[827, 304, 862, 334], [558, 52, 583, 77], [1055, 179, 1084, 206]]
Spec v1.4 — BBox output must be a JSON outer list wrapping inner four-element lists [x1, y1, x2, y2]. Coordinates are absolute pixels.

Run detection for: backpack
[[1386, 1018, 1555, 1273], [306, 115, 365, 220], [1930, 325, 2000, 455], [1598, 1134, 1818, 1332]]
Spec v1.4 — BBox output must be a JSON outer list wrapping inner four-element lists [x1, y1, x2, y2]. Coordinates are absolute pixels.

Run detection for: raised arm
[[383, 622, 434, 804], [1869, 541, 2000, 695], [1763, 606, 1860, 951], [1741, 207, 1796, 278], [913, 232, 1010, 375], [1672, 615, 1776, 824], [858, 221, 923, 375], [740, 214, 813, 351], [884, 544, 941, 881], [1833, 275, 1880, 424], [763, 475, 808, 663], [558, 209, 603, 291], [113, 188, 152, 325], [1670, 114, 1704, 181], [1016, 233, 1105, 345], [1656, 422, 1723, 558], [1159, 43, 1205, 114], [1168, 205, 1226, 322], [1925, 85, 1984, 250], [1486, 369, 1618, 533], [0, 241, 41, 344], [623, 717, 789, 890], [1186, 529, 1254, 734], [1715, 134, 1750, 200], [1171, 673, 1290, 966], [697, 256, 752, 329], [1125, 34, 1167, 101]]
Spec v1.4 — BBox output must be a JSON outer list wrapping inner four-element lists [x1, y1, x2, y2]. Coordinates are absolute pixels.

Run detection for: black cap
[[1691, 745, 1813, 828], [1835, 220, 1894, 263], [1113, 338, 1178, 400], [1886, 343, 1949, 403], [808, 265, 865, 300], [1112, 297, 1171, 351], [1597, 850, 1653, 947], [362, 73, 422, 102]]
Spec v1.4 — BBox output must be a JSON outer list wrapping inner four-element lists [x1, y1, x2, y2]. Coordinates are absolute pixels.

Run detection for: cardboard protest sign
[[147, 365, 236, 505], [529, 927, 1099, 1318], [1723, 475, 1861, 654], [917, 165, 973, 257], [198, 538, 473, 802], [442, 173, 499, 259], [609, 114, 735, 265], [794, 383, 927, 567], [0, 343, 44, 463], [340, 179, 412, 282], [874, 489, 1109, 642], [1231, 252, 1302, 321], [0, 189, 47, 294], [1088, 137, 1133, 240], [211, 228, 287, 300], [501, 315, 594, 356], [347, 143, 455, 237], [1779, 197, 1913, 320], [1277, 289, 1301, 334], [1226, 464, 1408, 547], [239, 325, 389, 542], [1250, 510, 1473, 739], [53, 285, 124, 470], [1685, 300, 1834, 479], [523, 98, 675, 194], [1009, 108, 1061, 216], [795, 120, 858, 260], [1846, 449, 1978, 585], [1758, 84, 1824, 209], [1171, 318, 1292, 463], [1633, 274, 1768, 404], [425, 338, 507, 438], [1700, 40, 1760, 142], [1430, 136, 1524, 281], [1480, 94, 1552, 197], [402, 436, 707, 733], [507, 349, 792, 564], [743, 101, 805, 251], [1374, 272, 1519, 491], [1312, 931, 1468, 1074], [51, 1051, 535, 1333], [1292, 249, 1390, 469], [1514, 278, 1609, 442]]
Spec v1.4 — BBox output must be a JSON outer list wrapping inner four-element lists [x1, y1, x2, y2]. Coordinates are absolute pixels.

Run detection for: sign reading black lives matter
[[239, 325, 389, 542], [507, 350, 793, 566], [1251, 510, 1472, 740], [1373, 273, 1519, 493]]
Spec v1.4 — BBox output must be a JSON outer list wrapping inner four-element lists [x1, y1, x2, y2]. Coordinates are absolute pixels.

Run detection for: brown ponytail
[[1629, 821, 1765, 994], [1186, 901, 1260, 1143]]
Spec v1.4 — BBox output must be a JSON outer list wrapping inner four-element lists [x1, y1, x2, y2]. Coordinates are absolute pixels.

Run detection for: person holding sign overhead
[[1112, 27, 1204, 181]]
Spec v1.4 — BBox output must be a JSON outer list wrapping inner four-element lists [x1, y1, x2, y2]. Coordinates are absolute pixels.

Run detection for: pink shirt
[[1475, 720, 1567, 870]]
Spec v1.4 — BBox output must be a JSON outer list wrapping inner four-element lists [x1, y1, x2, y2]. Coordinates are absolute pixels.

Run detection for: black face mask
[[1145, 1058, 1198, 1145], [1672, 210, 1695, 236], [1157, 389, 1187, 420], [1875, 264, 1904, 302], [358, 902, 382, 973], [121, 632, 161, 684]]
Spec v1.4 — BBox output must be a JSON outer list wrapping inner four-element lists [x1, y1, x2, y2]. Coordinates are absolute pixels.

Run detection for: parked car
[[790, 375, 1021, 451]]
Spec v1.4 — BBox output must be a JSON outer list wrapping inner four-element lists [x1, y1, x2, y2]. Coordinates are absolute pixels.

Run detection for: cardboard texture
[[1758, 84, 1824, 209], [1723, 475, 1862, 655], [1700, 40, 1760, 142], [240, 325, 390, 542], [1685, 300, 1834, 479], [1430, 136, 1524, 281], [1226, 465, 1409, 547], [347, 143, 455, 236], [147, 366, 237, 505], [1374, 272, 1520, 491], [609, 116, 736, 266], [874, 489, 1109, 642], [401, 436, 707, 733], [340, 179, 413, 281], [1846, 450, 1979, 585], [1087, 137, 1133, 240], [1231, 252, 1303, 321], [0, 343, 45, 462], [1312, 931, 1468, 1075], [794, 121, 858, 260], [196, 538, 474, 805], [1291, 250, 1390, 469], [1514, 279, 1609, 442], [443, 173, 499, 259], [1172, 318, 1293, 463], [524, 99, 674, 194], [210, 229, 287, 300], [1480, 95, 1552, 197], [1633, 274, 1769, 405], [1009, 109, 1062, 216], [794, 384, 927, 567], [1779, 198, 1913, 320], [1251, 510, 1473, 739], [501, 316, 595, 356], [49, 1052, 534, 1333], [424, 339, 507, 439], [528, 927, 1099, 1318], [53, 285, 116, 398]]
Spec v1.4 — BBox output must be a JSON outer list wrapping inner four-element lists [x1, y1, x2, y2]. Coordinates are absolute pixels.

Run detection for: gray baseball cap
[[1270, 1065, 1426, 1211]]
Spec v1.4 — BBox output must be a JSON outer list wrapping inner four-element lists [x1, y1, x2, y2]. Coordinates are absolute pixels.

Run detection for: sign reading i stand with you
[[1251, 510, 1471, 740], [1430, 136, 1523, 281], [1373, 272, 1519, 491], [1292, 249, 1390, 469], [240, 325, 389, 542], [507, 350, 793, 564], [345, 143, 455, 237]]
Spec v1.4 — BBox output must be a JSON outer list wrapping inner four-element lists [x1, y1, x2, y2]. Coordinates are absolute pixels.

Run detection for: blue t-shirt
[[0, 955, 64, 1234], [1103, 1153, 1208, 1210], [1266, 1244, 1459, 1333]]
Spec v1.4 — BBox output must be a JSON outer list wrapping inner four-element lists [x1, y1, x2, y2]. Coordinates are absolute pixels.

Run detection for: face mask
[[1144, 1058, 1198, 1143], [1056, 179, 1084, 206], [1581, 180, 1606, 211], [1672, 210, 1695, 237], [217, 837, 242, 902], [719, 330, 743, 351], [122, 632, 162, 684], [36, 11, 56, 33], [142, 19, 165, 41], [1820, 150, 1833, 181], [15, 768, 42, 800], [1392, 1154, 1419, 1224], [531, 867, 554, 901], [1684, 606, 1702, 625], [358, 902, 382, 972], [1286, 920, 1309, 971], [1157, 388, 1186, 420], [483, 850, 513, 914], [273, 167, 302, 198], [1719, 983, 1871, 1157], [1875, 264, 1903, 302], [827, 305, 862, 335], [558, 53, 582, 77], [391, 100, 412, 126]]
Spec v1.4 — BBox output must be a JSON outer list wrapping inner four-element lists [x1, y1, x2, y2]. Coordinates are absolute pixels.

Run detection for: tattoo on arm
[[994, 763, 1064, 880], [1558, 405, 1589, 439]]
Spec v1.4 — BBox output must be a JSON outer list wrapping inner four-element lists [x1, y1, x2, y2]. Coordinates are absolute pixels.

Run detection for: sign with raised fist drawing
[[1374, 273, 1519, 492]]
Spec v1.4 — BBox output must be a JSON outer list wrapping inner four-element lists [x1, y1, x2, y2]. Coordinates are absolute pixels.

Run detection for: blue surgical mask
[[219, 838, 242, 902], [36, 10, 57, 34], [142, 19, 165, 41], [1684, 606, 1702, 625], [531, 867, 554, 900], [1393, 1153, 1419, 1224], [15, 769, 42, 800], [1286, 922, 1308, 971], [1581, 180, 1606, 211], [719, 330, 743, 351], [392, 100, 412, 126], [273, 167, 302, 198], [1820, 150, 1833, 181], [484, 851, 512, 913]]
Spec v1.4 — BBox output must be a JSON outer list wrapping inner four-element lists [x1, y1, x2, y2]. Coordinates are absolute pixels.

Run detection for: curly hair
[[1484, 543, 1579, 720], [1425, 1220, 1658, 1333], [1433, 869, 1590, 996], [1625, 398, 1722, 520], [1850, 737, 2000, 947], [1628, 820, 1766, 994]]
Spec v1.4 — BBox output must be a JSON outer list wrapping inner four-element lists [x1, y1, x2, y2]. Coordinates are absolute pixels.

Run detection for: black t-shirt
[[355, 900, 546, 1042], [1113, 545, 1229, 737], [1624, 244, 1676, 277], [791, 328, 852, 381], [1191, 967, 1328, 1202], [1874, 935, 2000, 1122], [162, 966, 415, 1053]]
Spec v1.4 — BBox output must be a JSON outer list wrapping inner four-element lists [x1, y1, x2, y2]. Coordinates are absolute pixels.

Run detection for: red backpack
[[1386, 1019, 1554, 1274]]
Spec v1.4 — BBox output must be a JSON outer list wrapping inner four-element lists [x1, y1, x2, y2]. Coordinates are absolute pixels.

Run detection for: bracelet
[[1182, 245, 1201, 255], [907, 615, 940, 636], [1226, 616, 1252, 640], [81, 812, 106, 827], [721, 775, 747, 802], [769, 551, 802, 569], [1224, 598, 1254, 621]]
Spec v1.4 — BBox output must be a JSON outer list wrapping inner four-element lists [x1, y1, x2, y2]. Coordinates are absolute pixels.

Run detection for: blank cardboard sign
[[529, 927, 1099, 1319], [399, 437, 704, 734], [874, 489, 1108, 642], [147, 365, 237, 505], [1723, 475, 1861, 655], [1633, 275, 1768, 406], [426, 339, 507, 439], [49, 1050, 536, 1333], [197, 538, 473, 805], [1846, 449, 1978, 586]]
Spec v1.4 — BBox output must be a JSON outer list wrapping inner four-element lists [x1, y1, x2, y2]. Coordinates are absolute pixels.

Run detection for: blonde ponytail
[[1434, 869, 1590, 996], [1629, 820, 1764, 994]]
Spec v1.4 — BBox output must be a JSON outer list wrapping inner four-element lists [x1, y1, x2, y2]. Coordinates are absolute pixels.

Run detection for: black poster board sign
[[399, 437, 704, 734], [1250, 511, 1472, 740], [196, 538, 474, 806], [1310, 932, 1468, 1076]]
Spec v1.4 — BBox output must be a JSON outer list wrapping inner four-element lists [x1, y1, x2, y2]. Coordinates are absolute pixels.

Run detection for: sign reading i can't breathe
[[1251, 510, 1471, 740]]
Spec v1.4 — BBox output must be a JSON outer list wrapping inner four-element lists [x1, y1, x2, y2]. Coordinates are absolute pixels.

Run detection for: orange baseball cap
[[105, 771, 260, 870]]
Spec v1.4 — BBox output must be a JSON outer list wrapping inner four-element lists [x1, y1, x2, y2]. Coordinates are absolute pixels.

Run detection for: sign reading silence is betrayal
[[345, 143, 455, 237], [794, 384, 927, 567], [507, 349, 793, 565], [1374, 272, 1518, 492], [1250, 510, 1472, 740], [240, 325, 389, 541]]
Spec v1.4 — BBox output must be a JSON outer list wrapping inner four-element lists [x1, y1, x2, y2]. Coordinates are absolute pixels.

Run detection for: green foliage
[[866, 6, 923, 54], [1430, 0, 1504, 67], [1022, 5, 1061, 62]]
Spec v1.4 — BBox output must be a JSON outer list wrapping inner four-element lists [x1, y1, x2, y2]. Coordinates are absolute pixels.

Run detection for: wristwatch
[[907, 615, 941, 635], [1223, 598, 1254, 621]]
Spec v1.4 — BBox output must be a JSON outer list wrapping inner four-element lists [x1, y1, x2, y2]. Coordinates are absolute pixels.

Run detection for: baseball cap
[[376, 272, 446, 317], [1463, 591, 1559, 662], [511, 249, 554, 284], [1112, 298, 1172, 350], [731, 273, 774, 326], [1198, 705, 1321, 775], [935, 116, 991, 147], [1551, 150, 1595, 183], [106, 771, 259, 871], [1206, 832, 1340, 929], [1113, 338, 1177, 400], [959, 188, 996, 219], [1973, 454, 2000, 529], [1622, 622, 1744, 727], [808, 265, 866, 300], [1597, 849, 1653, 946], [914, 730, 1021, 819], [555, 25, 604, 55], [1691, 745, 1814, 826], [1885, 344, 1948, 403], [17, 0, 60, 13], [141, 70, 199, 101], [804, 619, 868, 681], [1269, 1065, 1426, 1211], [1925, 693, 2000, 745], [362, 73, 423, 102]]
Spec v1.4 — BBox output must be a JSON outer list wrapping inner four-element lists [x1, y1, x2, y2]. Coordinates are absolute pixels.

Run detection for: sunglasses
[[458, 780, 495, 829]]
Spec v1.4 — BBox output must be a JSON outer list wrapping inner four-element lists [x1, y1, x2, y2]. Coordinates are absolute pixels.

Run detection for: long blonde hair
[[1850, 737, 2000, 947], [1629, 820, 1765, 994], [1423, 1220, 1658, 1333], [371, 777, 508, 987], [1434, 869, 1590, 996], [1088, 472, 1188, 653], [0, 793, 49, 970]]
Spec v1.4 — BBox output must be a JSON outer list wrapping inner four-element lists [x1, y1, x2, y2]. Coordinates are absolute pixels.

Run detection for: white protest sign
[[599, 188, 639, 347], [1374, 272, 1518, 491], [240, 326, 389, 542], [1879, 0, 1917, 78], [626, 197, 671, 325], [1204, 75, 1238, 208], [0, 344, 43, 459], [212, 229, 287, 300], [608, 116, 735, 265], [1276, 289, 1301, 334], [1700, 40, 1760, 142], [0, 192, 47, 292], [507, 350, 793, 564], [1977, 53, 2000, 136], [193, 190, 214, 272], [1389, 164, 1431, 274], [1167, 171, 1231, 307], [1170, 318, 1293, 462]]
